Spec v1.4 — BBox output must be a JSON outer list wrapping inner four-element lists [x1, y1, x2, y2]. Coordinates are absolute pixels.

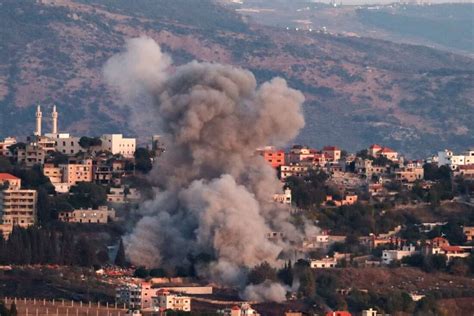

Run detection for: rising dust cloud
[[104, 36, 316, 302]]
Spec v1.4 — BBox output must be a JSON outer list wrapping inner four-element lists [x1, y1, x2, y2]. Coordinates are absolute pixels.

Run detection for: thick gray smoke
[[104, 36, 312, 302]]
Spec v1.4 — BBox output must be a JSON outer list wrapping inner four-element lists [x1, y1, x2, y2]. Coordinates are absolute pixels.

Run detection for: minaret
[[52, 105, 58, 134], [34, 104, 42, 136]]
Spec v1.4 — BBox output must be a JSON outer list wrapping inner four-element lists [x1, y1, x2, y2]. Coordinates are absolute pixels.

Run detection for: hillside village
[[0, 105, 473, 315]]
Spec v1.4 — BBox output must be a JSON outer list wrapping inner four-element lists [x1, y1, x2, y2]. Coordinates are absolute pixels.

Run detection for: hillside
[[0, 0, 473, 156]]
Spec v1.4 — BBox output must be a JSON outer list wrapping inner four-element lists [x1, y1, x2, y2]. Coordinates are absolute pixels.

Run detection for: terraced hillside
[[0, 0, 472, 156]]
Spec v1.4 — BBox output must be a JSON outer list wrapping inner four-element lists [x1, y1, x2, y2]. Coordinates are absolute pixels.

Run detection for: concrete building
[[0, 173, 21, 190], [438, 149, 474, 170], [0, 188, 37, 237], [464, 226, 474, 241], [0, 137, 16, 157], [61, 159, 93, 186], [325, 194, 358, 207], [423, 237, 472, 261], [116, 284, 142, 308], [382, 245, 417, 264], [368, 144, 398, 161], [100, 134, 136, 158], [323, 146, 341, 162], [46, 133, 83, 155], [273, 188, 292, 204], [16, 143, 46, 167], [152, 289, 191, 312], [58, 206, 115, 224], [310, 257, 337, 268], [362, 309, 381, 316], [257, 146, 286, 169], [394, 165, 424, 183], [107, 187, 141, 204], [280, 164, 310, 180], [219, 304, 260, 316], [454, 164, 474, 179]]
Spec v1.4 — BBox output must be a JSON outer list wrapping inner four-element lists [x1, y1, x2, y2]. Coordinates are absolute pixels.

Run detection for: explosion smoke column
[[104, 36, 316, 302]]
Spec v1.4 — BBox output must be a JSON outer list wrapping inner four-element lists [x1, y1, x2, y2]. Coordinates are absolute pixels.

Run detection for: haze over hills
[[0, 0, 473, 156]]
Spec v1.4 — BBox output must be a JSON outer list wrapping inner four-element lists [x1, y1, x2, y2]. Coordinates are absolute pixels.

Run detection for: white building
[[101, 134, 136, 158], [152, 289, 191, 312], [58, 206, 115, 224], [310, 257, 337, 269], [273, 188, 292, 204], [382, 245, 417, 264], [219, 303, 260, 316], [437, 149, 474, 170], [45, 133, 83, 155]]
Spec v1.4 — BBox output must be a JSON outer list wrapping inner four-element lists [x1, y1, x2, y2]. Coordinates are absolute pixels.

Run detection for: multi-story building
[[116, 284, 142, 308], [438, 149, 474, 170], [60, 159, 93, 186], [368, 144, 398, 161], [107, 187, 141, 204], [46, 133, 83, 156], [280, 164, 310, 180], [310, 257, 337, 269], [422, 237, 472, 261], [58, 206, 115, 224], [382, 245, 417, 264], [0, 137, 16, 157], [16, 143, 46, 167], [152, 289, 191, 312], [257, 146, 285, 169], [394, 164, 424, 183], [323, 146, 341, 162], [287, 145, 318, 163], [219, 304, 260, 316], [100, 134, 136, 158], [454, 164, 474, 179], [0, 173, 21, 190], [0, 187, 37, 237], [273, 188, 292, 204]]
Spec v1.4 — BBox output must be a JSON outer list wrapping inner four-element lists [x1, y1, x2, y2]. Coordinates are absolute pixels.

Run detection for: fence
[[3, 297, 128, 316]]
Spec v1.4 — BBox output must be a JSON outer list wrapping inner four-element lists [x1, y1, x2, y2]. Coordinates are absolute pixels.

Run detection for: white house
[[382, 245, 417, 264], [152, 289, 191, 312], [101, 134, 136, 158], [310, 257, 337, 268]]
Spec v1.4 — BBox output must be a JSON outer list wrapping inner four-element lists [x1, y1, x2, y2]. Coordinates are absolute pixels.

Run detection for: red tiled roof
[[369, 144, 382, 149], [379, 147, 396, 153], [441, 245, 464, 252], [0, 173, 19, 180], [459, 164, 474, 170]]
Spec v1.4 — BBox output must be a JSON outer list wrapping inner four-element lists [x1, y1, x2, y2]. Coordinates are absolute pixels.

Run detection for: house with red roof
[[423, 237, 472, 261], [0, 173, 21, 190], [368, 144, 398, 161], [323, 146, 341, 162]]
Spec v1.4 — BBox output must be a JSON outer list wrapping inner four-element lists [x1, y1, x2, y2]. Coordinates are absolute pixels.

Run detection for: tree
[[69, 182, 107, 208], [9, 303, 16, 316], [0, 157, 13, 173], [247, 261, 277, 285], [134, 148, 153, 174], [79, 137, 102, 149], [134, 267, 149, 278], [115, 238, 127, 267], [75, 237, 96, 267]]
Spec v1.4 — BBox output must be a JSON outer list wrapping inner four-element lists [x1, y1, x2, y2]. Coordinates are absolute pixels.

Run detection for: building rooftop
[[0, 173, 20, 180]]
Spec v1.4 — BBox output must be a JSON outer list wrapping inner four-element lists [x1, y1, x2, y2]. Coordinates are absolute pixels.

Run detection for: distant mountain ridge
[[0, 0, 472, 157]]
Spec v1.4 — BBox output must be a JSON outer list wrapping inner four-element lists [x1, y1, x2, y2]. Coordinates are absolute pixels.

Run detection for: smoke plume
[[104, 36, 311, 302]]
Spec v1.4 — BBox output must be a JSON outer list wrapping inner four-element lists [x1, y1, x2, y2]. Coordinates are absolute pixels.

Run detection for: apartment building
[[0, 187, 37, 237], [100, 134, 136, 158], [58, 206, 115, 224]]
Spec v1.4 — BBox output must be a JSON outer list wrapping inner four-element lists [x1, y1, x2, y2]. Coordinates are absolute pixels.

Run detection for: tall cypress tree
[[114, 238, 127, 267]]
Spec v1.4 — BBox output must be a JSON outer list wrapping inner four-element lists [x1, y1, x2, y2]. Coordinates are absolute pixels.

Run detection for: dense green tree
[[75, 237, 96, 267], [69, 182, 107, 208], [134, 266, 150, 278], [0, 157, 13, 173], [247, 261, 278, 285], [79, 137, 102, 149], [134, 147, 153, 174]]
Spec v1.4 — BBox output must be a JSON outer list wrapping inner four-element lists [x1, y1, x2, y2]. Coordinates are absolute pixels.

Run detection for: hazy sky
[[240, 0, 473, 6]]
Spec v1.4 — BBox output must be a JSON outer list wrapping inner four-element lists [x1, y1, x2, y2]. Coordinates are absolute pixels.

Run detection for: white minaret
[[52, 105, 58, 134], [34, 104, 42, 136]]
